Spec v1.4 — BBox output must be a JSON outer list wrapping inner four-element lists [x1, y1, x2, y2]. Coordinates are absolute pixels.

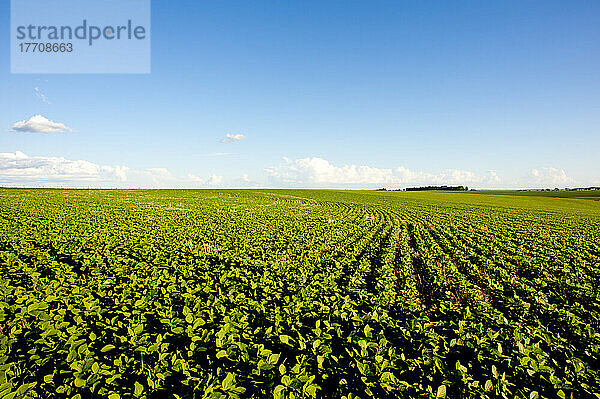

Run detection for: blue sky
[[1, 0, 599, 188]]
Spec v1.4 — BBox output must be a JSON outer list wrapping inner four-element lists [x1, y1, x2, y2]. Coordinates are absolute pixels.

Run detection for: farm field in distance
[[464, 190, 600, 201], [1, 188, 599, 399]]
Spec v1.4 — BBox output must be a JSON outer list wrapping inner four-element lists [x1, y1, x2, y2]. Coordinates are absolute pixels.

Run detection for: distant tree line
[[405, 185, 468, 191], [565, 186, 600, 191], [376, 185, 468, 192]]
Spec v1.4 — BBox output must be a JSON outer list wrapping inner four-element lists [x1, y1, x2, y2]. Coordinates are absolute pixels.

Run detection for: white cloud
[[139, 169, 223, 187], [488, 170, 501, 184], [0, 151, 127, 186], [220, 133, 246, 143], [105, 165, 128, 182], [144, 168, 176, 186], [264, 157, 591, 189], [186, 173, 205, 183], [2, 151, 580, 190], [0, 151, 231, 188], [34, 87, 51, 104], [147, 168, 173, 178], [10, 115, 72, 133], [208, 174, 223, 185], [529, 167, 574, 186], [264, 157, 497, 187]]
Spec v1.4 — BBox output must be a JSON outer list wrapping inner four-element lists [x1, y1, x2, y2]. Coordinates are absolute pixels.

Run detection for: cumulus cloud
[[187, 173, 205, 183], [147, 168, 173, 178], [530, 168, 574, 185], [220, 133, 246, 143], [0, 151, 231, 188], [0, 151, 127, 186], [144, 168, 176, 186], [488, 170, 501, 184], [140, 169, 223, 187], [10, 115, 72, 133], [264, 157, 499, 187], [207, 174, 223, 185], [183, 173, 222, 185]]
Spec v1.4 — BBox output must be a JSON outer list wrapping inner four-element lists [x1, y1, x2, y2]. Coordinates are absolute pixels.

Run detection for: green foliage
[[0, 188, 599, 398]]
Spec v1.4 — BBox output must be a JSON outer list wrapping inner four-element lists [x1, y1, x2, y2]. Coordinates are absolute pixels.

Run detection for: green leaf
[[280, 335, 293, 346], [258, 359, 274, 370], [134, 381, 144, 397], [14, 383, 34, 397], [305, 384, 318, 397], [101, 344, 116, 352], [436, 384, 446, 398], [216, 350, 228, 359], [317, 355, 325, 369], [27, 302, 48, 313], [134, 324, 143, 335], [108, 394, 120, 399], [268, 353, 281, 365], [485, 380, 493, 391], [222, 373, 235, 390], [273, 385, 285, 399], [530, 391, 539, 399]]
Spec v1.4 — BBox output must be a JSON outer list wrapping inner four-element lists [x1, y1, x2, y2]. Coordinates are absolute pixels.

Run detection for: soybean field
[[1, 189, 599, 399]]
